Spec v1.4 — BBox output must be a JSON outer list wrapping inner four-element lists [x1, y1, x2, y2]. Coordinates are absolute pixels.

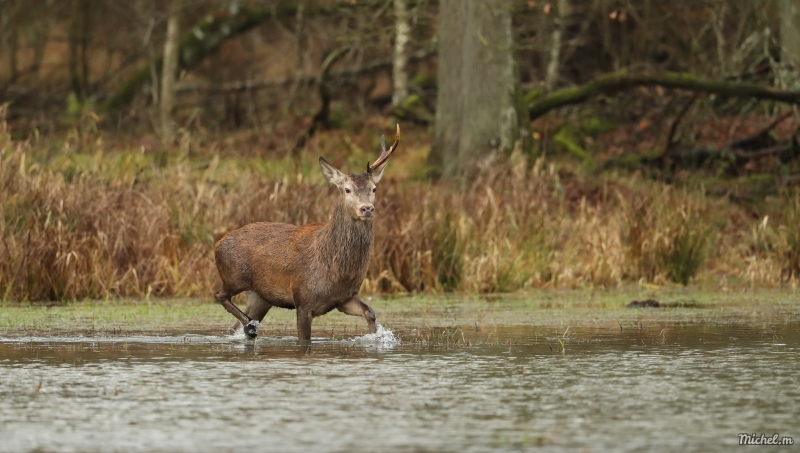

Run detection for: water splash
[[228, 321, 263, 341], [227, 322, 399, 347], [228, 325, 246, 340], [349, 323, 401, 348]]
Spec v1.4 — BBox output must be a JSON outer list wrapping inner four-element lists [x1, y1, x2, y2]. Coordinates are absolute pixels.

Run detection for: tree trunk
[[780, 0, 800, 88], [544, 0, 568, 90], [392, 0, 410, 107], [1, 0, 19, 85], [430, 0, 524, 179], [283, 1, 306, 112], [30, 1, 53, 79], [68, 0, 92, 99], [160, 0, 182, 141], [711, 1, 727, 74]]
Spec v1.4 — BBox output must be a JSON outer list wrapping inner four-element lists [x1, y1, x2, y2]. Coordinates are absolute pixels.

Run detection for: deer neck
[[319, 199, 374, 274]]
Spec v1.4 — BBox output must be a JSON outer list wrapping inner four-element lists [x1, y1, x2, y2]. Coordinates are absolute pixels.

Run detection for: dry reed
[[1, 111, 798, 301]]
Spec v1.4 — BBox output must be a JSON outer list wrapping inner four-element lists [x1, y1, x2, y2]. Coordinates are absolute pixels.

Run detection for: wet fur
[[213, 173, 381, 340]]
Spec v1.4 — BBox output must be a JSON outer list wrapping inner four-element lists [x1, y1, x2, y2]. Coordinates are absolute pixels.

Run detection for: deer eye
[[372, 187, 377, 193], [345, 188, 351, 194]]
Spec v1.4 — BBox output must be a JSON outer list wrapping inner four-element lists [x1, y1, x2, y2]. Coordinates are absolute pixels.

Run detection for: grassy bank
[[1, 289, 798, 337], [1, 110, 799, 302]]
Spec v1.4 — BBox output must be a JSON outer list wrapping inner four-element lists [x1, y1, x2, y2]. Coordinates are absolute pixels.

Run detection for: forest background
[[1, 0, 800, 302]]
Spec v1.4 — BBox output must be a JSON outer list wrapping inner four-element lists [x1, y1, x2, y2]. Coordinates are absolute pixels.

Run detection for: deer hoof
[[244, 320, 259, 339]]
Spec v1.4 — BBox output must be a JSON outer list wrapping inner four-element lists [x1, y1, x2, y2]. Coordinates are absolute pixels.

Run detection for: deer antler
[[368, 124, 400, 174]]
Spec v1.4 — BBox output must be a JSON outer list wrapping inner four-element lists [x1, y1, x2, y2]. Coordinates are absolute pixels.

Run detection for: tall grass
[[619, 188, 711, 285], [737, 190, 800, 287], [1, 112, 797, 301], [778, 192, 800, 282]]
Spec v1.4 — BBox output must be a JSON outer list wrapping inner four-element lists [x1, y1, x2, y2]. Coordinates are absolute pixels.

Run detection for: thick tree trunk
[[160, 0, 181, 141], [392, 0, 410, 107], [430, 0, 523, 179]]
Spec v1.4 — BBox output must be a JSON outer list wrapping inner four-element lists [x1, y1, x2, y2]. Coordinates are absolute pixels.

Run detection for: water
[[1, 322, 797, 452]]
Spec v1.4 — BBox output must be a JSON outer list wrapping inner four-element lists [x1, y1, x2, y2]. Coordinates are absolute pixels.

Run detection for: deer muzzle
[[359, 204, 375, 218]]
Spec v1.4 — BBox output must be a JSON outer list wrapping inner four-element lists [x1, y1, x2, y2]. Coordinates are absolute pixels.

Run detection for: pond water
[[1, 321, 797, 452]]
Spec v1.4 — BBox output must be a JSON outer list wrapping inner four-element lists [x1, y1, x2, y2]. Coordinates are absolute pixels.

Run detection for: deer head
[[319, 124, 400, 221]]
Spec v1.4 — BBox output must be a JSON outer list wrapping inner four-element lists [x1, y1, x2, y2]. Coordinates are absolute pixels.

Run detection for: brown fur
[[213, 134, 398, 341]]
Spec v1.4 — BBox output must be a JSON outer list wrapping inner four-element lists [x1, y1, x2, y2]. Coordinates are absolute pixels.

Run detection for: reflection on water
[[0, 322, 797, 453]]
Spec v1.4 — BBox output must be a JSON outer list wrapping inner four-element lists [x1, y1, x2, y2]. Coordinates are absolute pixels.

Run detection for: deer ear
[[370, 161, 388, 184], [319, 157, 347, 186]]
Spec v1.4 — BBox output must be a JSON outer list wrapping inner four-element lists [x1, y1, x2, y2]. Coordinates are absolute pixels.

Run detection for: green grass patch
[[1, 288, 797, 337]]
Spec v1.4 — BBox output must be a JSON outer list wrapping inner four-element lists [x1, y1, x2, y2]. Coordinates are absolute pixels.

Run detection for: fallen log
[[101, 2, 350, 111], [664, 142, 798, 168], [662, 112, 798, 169], [102, 7, 275, 111], [102, 1, 430, 112], [726, 109, 793, 150], [596, 108, 799, 174], [527, 71, 800, 120], [294, 48, 349, 151]]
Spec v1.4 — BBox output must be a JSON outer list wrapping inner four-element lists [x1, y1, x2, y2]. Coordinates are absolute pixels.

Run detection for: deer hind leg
[[214, 287, 255, 337], [337, 295, 378, 334], [296, 309, 313, 342], [229, 291, 272, 335]]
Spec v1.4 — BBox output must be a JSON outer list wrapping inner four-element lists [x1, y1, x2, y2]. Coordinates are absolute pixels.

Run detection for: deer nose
[[360, 205, 374, 217]]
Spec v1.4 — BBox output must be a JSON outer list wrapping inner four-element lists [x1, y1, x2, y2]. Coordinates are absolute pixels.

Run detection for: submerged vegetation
[[1, 106, 799, 302]]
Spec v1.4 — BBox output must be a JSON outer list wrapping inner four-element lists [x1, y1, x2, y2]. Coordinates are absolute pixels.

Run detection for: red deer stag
[[213, 125, 400, 341]]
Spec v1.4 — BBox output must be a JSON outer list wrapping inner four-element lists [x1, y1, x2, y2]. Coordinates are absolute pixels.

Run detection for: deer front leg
[[337, 295, 377, 334], [229, 291, 273, 335]]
